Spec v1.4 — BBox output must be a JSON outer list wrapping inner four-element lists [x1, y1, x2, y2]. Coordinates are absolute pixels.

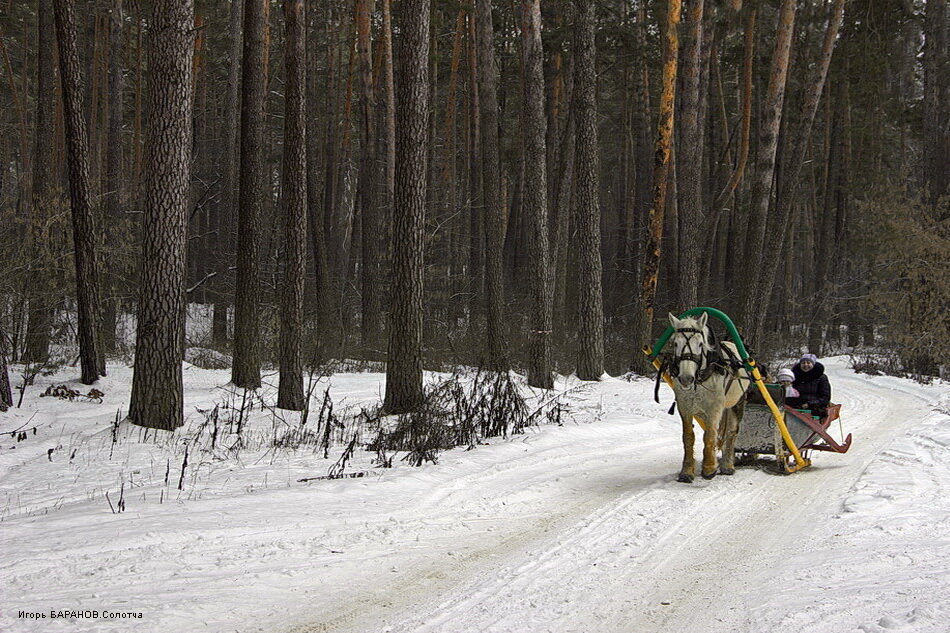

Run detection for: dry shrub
[[370, 368, 551, 466]]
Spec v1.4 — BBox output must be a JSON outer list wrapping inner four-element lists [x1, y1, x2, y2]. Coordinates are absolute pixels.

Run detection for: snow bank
[[1, 360, 947, 633], [751, 386, 950, 633]]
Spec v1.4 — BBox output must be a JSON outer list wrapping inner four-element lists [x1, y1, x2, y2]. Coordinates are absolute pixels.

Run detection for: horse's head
[[667, 312, 711, 389]]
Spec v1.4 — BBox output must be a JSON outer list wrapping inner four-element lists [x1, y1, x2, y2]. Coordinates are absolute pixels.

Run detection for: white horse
[[665, 312, 750, 482]]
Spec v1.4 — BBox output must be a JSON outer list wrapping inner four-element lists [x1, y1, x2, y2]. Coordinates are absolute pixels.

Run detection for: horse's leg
[[721, 399, 746, 474], [719, 407, 739, 475], [701, 408, 722, 479], [678, 411, 696, 483]]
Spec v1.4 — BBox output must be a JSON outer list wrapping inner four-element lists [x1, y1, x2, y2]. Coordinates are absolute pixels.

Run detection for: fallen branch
[[298, 471, 372, 482]]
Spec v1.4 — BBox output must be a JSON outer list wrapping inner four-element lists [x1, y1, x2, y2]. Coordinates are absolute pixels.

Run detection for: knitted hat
[[777, 368, 795, 382], [800, 353, 818, 364]]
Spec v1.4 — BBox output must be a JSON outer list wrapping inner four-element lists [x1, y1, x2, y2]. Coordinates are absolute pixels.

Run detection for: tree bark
[[739, 0, 795, 343], [751, 0, 847, 343], [637, 0, 681, 364], [574, 0, 604, 380], [100, 0, 124, 354], [277, 0, 307, 411], [629, 2, 653, 297], [24, 1, 59, 366], [53, 0, 106, 385], [712, 5, 755, 214], [476, 0, 507, 370], [467, 10, 483, 321], [231, 0, 268, 389], [213, 0, 244, 346], [381, 0, 396, 217], [306, 3, 332, 344], [551, 90, 576, 335], [333, 31, 358, 298], [813, 57, 853, 353], [522, 0, 553, 390], [381, 0, 396, 316], [676, 0, 706, 309], [0, 329, 12, 410], [384, 0, 430, 413], [923, 0, 949, 202], [128, 0, 194, 430], [442, 10, 466, 327], [357, 0, 382, 350]]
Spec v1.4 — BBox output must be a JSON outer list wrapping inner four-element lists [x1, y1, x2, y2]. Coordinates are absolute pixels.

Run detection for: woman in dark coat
[[786, 353, 831, 417]]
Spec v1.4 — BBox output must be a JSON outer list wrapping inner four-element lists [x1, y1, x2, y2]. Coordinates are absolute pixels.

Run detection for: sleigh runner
[[644, 307, 852, 477]]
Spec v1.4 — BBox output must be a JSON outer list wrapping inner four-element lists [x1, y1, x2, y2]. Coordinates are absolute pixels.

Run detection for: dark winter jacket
[[791, 361, 831, 412]]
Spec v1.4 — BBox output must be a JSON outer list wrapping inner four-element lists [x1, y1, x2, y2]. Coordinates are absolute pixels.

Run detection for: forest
[[0, 0, 947, 430]]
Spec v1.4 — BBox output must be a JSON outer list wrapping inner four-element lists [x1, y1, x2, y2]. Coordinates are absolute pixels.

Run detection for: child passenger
[[777, 368, 799, 399]]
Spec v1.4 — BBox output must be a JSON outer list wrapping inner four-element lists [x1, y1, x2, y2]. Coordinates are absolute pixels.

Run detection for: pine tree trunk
[[231, 0, 268, 389], [442, 10, 466, 328], [213, 0, 244, 347], [381, 0, 396, 326], [101, 0, 124, 354], [321, 11, 342, 306], [357, 0, 381, 351], [522, 0, 553, 389], [384, 0, 430, 413], [128, 0, 194, 430], [551, 95, 576, 336], [23, 2, 58, 366], [133, 8, 143, 195], [306, 4, 332, 344], [636, 0, 681, 366], [476, 0, 507, 370], [676, 0, 706, 309], [53, 0, 106, 385], [574, 0, 604, 380], [739, 0, 795, 343], [0, 330, 12, 411], [630, 2, 653, 294], [84, 8, 102, 198], [713, 6, 754, 215], [277, 0, 307, 411], [381, 0, 396, 236], [333, 34, 358, 296], [923, 0, 949, 202], [752, 0, 847, 343], [467, 11, 483, 322]]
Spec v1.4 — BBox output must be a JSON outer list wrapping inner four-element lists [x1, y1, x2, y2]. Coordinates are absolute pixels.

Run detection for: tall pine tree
[[129, 0, 195, 430]]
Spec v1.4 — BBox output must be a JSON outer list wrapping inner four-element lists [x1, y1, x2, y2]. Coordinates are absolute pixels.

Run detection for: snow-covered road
[[2, 359, 948, 633], [289, 364, 948, 633]]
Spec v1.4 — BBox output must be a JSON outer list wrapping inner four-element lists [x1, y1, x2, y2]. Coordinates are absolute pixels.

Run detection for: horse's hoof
[[720, 467, 735, 476], [677, 473, 694, 483], [701, 471, 717, 480]]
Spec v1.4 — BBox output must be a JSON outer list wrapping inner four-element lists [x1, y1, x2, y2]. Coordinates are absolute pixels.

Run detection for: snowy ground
[[1, 357, 948, 633]]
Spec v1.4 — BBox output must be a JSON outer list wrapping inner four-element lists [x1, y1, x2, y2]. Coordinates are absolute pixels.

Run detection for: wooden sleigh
[[735, 383, 852, 472]]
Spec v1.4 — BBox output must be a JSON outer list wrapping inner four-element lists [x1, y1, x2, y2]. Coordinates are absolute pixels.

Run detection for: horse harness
[[654, 326, 747, 405]]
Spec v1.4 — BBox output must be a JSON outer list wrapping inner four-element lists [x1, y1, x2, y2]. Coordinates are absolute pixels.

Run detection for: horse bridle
[[655, 324, 749, 407], [668, 327, 708, 379]]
